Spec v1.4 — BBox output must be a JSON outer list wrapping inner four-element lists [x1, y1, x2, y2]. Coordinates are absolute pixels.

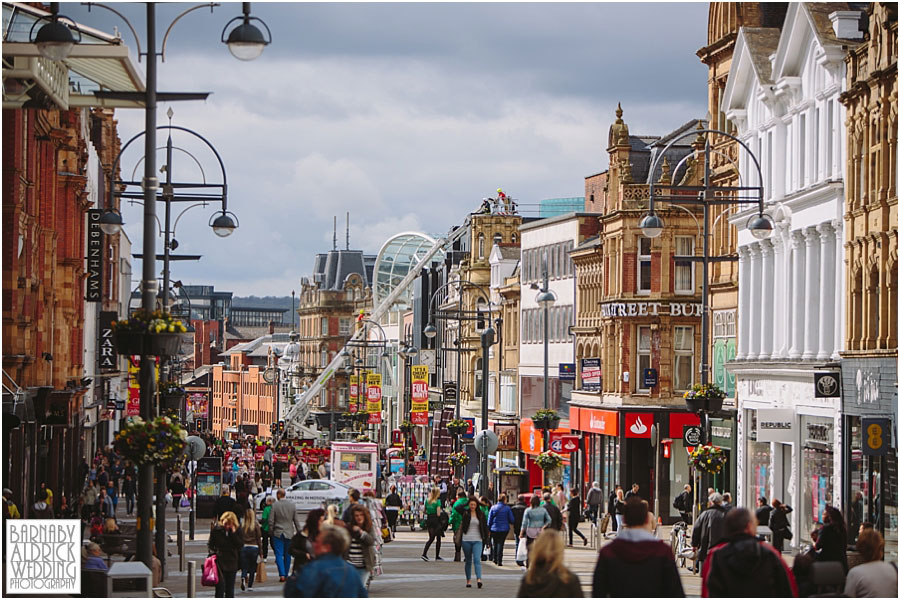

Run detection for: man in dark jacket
[[691, 493, 729, 571], [702, 508, 797, 597], [592, 498, 684, 597], [566, 489, 588, 546], [585, 482, 603, 524], [215, 485, 236, 521], [673, 484, 693, 524], [511, 495, 528, 566], [755, 497, 773, 532], [487, 494, 515, 566], [542, 492, 563, 531]]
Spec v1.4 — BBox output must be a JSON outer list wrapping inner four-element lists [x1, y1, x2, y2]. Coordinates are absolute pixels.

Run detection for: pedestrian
[[721, 492, 733, 512], [260, 496, 274, 560], [421, 487, 444, 561], [607, 486, 621, 533], [289, 459, 298, 485], [324, 504, 345, 528], [3, 489, 20, 519], [448, 490, 469, 561], [553, 483, 566, 509], [768, 498, 793, 553], [673, 484, 693, 524], [511, 494, 528, 567], [542, 492, 563, 531], [82, 541, 108, 572], [755, 497, 773, 531], [487, 493, 515, 565], [844, 528, 897, 597], [263, 445, 274, 467], [613, 487, 626, 531], [454, 495, 489, 589], [517, 529, 584, 597], [384, 485, 402, 533], [701, 507, 797, 597], [690, 492, 728, 572], [624, 482, 641, 501], [592, 497, 684, 597], [346, 504, 377, 588], [519, 495, 551, 566], [215, 485, 236, 522], [438, 477, 448, 506], [317, 459, 327, 480], [81, 480, 99, 521], [208, 511, 244, 598], [341, 488, 361, 523], [95, 488, 113, 519], [286, 525, 367, 598], [261, 464, 273, 491], [239, 507, 262, 591], [122, 474, 136, 516], [566, 488, 588, 546], [290, 508, 323, 574], [814, 505, 849, 573], [170, 474, 185, 514], [269, 488, 302, 581], [585, 482, 602, 524]]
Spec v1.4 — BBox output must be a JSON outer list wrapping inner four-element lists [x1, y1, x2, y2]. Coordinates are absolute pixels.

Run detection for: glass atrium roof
[[373, 232, 444, 310]]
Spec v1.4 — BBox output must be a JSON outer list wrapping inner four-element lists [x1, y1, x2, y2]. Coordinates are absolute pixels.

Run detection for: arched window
[[474, 357, 483, 398], [478, 233, 485, 259]]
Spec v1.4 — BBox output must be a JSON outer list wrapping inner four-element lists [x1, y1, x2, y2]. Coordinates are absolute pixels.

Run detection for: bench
[[100, 534, 137, 562]]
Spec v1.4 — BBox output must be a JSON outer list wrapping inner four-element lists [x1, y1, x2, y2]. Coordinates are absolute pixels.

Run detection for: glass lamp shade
[[535, 289, 557, 310], [748, 214, 774, 240], [35, 21, 75, 61], [639, 213, 664, 238], [423, 324, 437, 339], [225, 23, 267, 61], [99, 210, 124, 235], [211, 212, 237, 237]]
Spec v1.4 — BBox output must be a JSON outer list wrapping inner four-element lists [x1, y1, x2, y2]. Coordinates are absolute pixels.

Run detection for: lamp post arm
[[83, 2, 143, 60], [160, 3, 220, 62]]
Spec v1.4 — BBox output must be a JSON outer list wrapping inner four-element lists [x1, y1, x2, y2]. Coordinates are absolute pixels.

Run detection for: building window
[[638, 237, 652, 293], [478, 234, 485, 259], [339, 318, 352, 335], [493, 232, 502, 246], [674, 236, 694, 294], [321, 317, 329, 336], [511, 233, 518, 244], [674, 325, 694, 391], [637, 326, 651, 392], [474, 357, 483, 398]]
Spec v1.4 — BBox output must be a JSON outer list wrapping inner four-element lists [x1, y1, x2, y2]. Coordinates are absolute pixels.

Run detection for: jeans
[[272, 534, 291, 576], [489, 531, 508, 564], [261, 531, 270, 559], [215, 569, 236, 598], [461, 540, 483, 581], [587, 504, 599, 524], [125, 494, 135, 515], [568, 523, 587, 545], [423, 526, 442, 558], [241, 545, 259, 587], [615, 514, 624, 531], [356, 567, 370, 587]]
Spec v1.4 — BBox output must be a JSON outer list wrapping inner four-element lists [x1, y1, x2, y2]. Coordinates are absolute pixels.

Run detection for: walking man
[[673, 484, 693, 524], [487, 494, 514, 566], [268, 488, 302, 582], [585, 482, 602, 524]]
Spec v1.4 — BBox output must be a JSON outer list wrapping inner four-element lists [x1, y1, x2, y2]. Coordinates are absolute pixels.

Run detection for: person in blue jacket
[[286, 525, 367, 598], [487, 493, 516, 566]]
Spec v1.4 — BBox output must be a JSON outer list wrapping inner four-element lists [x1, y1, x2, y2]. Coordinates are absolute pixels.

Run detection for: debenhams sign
[[600, 301, 702, 318]]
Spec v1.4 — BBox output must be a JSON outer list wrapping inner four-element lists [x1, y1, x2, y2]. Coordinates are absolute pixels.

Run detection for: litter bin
[[107, 562, 152, 597]]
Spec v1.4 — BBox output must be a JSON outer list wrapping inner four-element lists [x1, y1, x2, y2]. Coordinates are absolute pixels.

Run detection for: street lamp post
[[479, 325, 494, 497], [639, 127, 771, 487], [535, 251, 557, 454]]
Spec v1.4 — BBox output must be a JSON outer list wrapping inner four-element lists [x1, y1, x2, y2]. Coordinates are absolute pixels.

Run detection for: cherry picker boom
[[275, 222, 469, 444]]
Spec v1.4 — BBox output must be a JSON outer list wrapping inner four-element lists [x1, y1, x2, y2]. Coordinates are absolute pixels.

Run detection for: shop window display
[[801, 416, 835, 544], [747, 410, 771, 506]]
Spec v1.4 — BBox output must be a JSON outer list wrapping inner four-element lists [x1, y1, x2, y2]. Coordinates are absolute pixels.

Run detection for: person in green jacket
[[421, 488, 444, 561], [449, 490, 469, 562], [260, 496, 274, 560]]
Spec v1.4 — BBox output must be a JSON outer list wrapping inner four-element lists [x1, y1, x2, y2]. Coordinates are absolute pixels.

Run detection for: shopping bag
[[180, 496, 190, 508], [600, 513, 610, 534], [201, 555, 219, 587], [482, 542, 490, 561], [381, 527, 392, 543], [256, 560, 267, 583], [515, 537, 528, 562]]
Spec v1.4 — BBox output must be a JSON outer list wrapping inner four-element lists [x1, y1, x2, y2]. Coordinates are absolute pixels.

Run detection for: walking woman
[[346, 504, 376, 588], [613, 488, 626, 532], [815, 505, 849, 573], [566, 488, 588, 546], [519, 495, 551, 565], [208, 511, 244, 598], [768, 498, 793, 553], [260, 496, 274, 560], [290, 508, 323, 574], [422, 487, 444, 561], [170, 474, 185, 514], [239, 508, 261, 591], [385, 485, 402, 533], [454, 496, 489, 589], [516, 530, 584, 597]]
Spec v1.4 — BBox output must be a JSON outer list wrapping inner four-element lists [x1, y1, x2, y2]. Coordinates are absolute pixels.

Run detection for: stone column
[[771, 224, 787, 359], [831, 219, 844, 360], [759, 239, 774, 360], [789, 230, 806, 360], [748, 244, 762, 360], [816, 222, 836, 360], [802, 227, 821, 360], [736, 245, 751, 360]]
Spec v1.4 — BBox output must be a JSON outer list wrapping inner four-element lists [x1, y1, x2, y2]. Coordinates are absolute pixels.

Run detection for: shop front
[[570, 406, 619, 500], [519, 418, 571, 491]]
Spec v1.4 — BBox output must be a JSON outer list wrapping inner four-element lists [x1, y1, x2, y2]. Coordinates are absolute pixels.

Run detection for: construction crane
[[275, 221, 470, 444]]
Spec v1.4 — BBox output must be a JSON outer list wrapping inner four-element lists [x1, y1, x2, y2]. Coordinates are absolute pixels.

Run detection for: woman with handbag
[[519, 495, 551, 566], [239, 508, 262, 591], [455, 496, 490, 589], [208, 511, 244, 598], [169, 474, 185, 514], [421, 488, 444, 561], [768, 499, 793, 553], [345, 505, 377, 588]]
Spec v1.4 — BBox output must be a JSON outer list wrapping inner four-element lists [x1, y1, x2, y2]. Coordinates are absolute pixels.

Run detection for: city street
[[121, 511, 705, 597]]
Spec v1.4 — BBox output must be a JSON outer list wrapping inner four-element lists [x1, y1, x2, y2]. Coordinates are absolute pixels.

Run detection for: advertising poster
[[410, 365, 429, 425], [127, 359, 141, 416], [581, 358, 602, 391], [349, 375, 359, 413], [187, 393, 208, 418], [367, 373, 382, 424]]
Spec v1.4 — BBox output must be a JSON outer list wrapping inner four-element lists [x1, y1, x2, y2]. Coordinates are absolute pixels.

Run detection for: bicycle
[[669, 521, 694, 569]]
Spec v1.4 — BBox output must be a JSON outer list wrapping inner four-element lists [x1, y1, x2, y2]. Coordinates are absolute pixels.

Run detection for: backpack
[[673, 493, 686, 511]]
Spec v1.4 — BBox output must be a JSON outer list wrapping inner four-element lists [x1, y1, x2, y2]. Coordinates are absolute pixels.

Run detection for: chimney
[[829, 11, 864, 40]]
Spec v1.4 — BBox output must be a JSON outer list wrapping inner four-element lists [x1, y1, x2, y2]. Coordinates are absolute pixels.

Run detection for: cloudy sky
[[63, 2, 709, 297]]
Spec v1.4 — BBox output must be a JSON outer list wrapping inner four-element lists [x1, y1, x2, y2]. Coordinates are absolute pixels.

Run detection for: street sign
[[558, 435, 579, 453], [862, 418, 890, 456], [474, 430, 499, 455], [558, 363, 575, 381], [814, 372, 841, 398], [642, 368, 658, 388], [682, 425, 702, 447]]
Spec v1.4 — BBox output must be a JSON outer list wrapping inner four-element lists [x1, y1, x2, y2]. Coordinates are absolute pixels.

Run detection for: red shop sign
[[624, 412, 653, 438]]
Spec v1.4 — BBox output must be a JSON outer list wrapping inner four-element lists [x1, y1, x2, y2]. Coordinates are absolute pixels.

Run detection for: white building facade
[[723, 4, 863, 548]]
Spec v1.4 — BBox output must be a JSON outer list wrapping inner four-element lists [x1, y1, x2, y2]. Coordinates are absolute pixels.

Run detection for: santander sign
[[625, 412, 653, 438]]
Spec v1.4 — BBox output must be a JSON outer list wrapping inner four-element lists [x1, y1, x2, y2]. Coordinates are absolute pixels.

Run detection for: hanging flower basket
[[112, 310, 187, 357], [447, 419, 470, 436], [114, 416, 187, 467], [532, 409, 560, 431], [690, 444, 728, 474], [683, 384, 726, 413], [535, 450, 563, 470], [447, 451, 469, 467]]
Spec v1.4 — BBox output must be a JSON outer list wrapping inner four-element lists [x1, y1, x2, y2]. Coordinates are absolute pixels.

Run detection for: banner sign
[[558, 363, 576, 381], [410, 365, 429, 425], [581, 358, 602, 391], [86, 208, 103, 302], [367, 373, 382, 424], [349, 375, 359, 413], [861, 418, 891, 456], [756, 409, 793, 443], [127, 359, 141, 416], [99, 311, 118, 372], [814, 372, 841, 398], [187, 393, 208, 418]]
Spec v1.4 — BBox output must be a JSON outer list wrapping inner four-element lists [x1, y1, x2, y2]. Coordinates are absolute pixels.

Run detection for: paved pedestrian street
[[130, 512, 705, 598]]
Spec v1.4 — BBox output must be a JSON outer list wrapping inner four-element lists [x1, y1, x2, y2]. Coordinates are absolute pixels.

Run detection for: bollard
[[187, 560, 196, 598], [189, 506, 195, 540], [178, 528, 185, 572]]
